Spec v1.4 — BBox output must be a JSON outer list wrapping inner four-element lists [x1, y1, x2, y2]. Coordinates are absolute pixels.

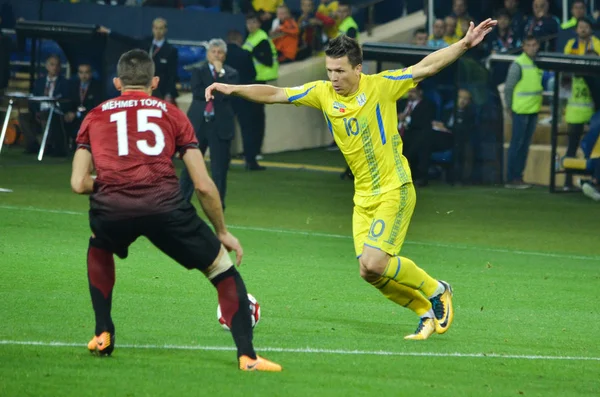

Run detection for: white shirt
[[150, 39, 165, 54], [208, 63, 225, 78], [40, 77, 58, 111]]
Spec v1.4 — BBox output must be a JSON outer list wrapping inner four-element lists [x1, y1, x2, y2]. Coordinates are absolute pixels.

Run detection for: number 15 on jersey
[[110, 109, 166, 156]]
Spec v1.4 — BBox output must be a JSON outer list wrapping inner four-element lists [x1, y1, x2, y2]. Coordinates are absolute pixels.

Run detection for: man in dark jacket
[[19, 54, 70, 156], [98, 18, 178, 102], [180, 38, 239, 210], [225, 29, 263, 170], [399, 86, 437, 186], [63, 63, 104, 150]]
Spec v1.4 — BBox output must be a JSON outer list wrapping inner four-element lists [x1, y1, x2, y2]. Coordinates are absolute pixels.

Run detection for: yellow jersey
[[284, 68, 416, 197], [563, 36, 600, 56]]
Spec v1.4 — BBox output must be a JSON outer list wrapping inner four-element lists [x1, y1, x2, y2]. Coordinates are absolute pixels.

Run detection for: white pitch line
[[1, 340, 599, 362], [0, 340, 600, 361], [1, 204, 599, 261]]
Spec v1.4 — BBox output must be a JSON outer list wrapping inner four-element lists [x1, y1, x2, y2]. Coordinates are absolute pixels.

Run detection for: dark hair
[[117, 49, 155, 88], [495, 8, 511, 19], [577, 16, 594, 28], [325, 34, 363, 67], [414, 27, 428, 36], [246, 12, 260, 22], [46, 54, 60, 63], [524, 34, 538, 43], [572, 0, 586, 5], [227, 29, 243, 43]]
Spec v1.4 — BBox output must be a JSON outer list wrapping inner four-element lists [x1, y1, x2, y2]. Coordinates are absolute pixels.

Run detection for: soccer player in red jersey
[[70, 49, 281, 372]]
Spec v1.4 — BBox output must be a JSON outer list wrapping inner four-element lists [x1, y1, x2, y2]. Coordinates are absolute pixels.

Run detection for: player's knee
[[203, 247, 233, 280], [358, 254, 387, 282]]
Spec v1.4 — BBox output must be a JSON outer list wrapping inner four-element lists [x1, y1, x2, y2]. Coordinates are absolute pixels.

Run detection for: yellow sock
[[383, 256, 439, 297], [370, 277, 432, 316]]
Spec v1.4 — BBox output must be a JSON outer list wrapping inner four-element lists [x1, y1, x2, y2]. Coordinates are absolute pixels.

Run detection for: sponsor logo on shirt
[[333, 101, 346, 113]]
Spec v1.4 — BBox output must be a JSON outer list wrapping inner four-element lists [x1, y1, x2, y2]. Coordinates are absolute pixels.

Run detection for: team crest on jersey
[[357, 93, 367, 107], [333, 101, 346, 113]]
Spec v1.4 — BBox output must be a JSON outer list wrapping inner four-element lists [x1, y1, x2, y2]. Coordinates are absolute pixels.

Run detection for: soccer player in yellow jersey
[[206, 19, 497, 340]]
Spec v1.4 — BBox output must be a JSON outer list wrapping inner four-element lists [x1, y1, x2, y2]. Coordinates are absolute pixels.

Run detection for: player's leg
[[354, 200, 433, 339], [359, 184, 454, 336], [144, 204, 281, 371], [86, 213, 137, 356]]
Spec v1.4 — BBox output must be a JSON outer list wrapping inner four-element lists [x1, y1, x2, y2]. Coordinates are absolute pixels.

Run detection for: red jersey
[[76, 91, 198, 219]]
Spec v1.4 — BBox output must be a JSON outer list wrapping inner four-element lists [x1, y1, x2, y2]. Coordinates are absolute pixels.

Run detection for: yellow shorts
[[352, 183, 416, 257]]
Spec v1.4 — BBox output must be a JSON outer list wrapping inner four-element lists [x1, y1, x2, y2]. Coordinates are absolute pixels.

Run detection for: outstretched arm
[[205, 83, 289, 104], [412, 19, 497, 83]]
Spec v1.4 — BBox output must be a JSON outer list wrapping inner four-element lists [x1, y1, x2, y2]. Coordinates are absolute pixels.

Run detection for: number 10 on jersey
[[344, 117, 359, 136], [110, 109, 166, 156]]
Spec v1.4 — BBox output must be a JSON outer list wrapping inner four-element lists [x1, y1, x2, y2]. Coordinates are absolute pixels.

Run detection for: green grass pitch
[[0, 150, 599, 396]]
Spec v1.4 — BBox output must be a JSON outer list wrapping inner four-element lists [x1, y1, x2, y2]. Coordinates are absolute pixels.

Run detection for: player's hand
[[205, 83, 233, 102], [463, 18, 497, 49], [218, 232, 243, 266], [212, 60, 223, 75], [64, 112, 76, 123]]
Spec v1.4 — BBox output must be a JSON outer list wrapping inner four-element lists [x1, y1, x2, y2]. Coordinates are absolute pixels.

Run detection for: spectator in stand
[[428, 19, 448, 48], [563, 18, 600, 189], [564, 17, 600, 55], [297, 0, 335, 59], [489, 9, 522, 53], [398, 86, 437, 187], [413, 28, 428, 46], [561, 0, 588, 30], [250, 0, 284, 33], [523, 0, 560, 51], [502, 0, 526, 36], [444, 16, 460, 45], [317, 0, 339, 40], [451, 0, 475, 38], [431, 89, 476, 184], [270, 4, 299, 63], [336, 1, 358, 40]]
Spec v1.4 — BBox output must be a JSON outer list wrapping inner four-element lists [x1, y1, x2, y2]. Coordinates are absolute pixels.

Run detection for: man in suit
[[179, 38, 239, 210], [97, 18, 178, 103], [225, 29, 265, 171], [399, 86, 437, 187], [19, 54, 70, 156], [63, 63, 103, 151], [0, 25, 11, 94]]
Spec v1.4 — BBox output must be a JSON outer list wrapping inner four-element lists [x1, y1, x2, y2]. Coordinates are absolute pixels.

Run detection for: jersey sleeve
[[284, 81, 325, 109], [75, 111, 93, 151], [377, 67, 417, 101]]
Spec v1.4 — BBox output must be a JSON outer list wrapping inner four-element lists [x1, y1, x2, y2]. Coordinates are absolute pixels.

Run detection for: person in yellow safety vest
[[242, 13, 279, 170], [503, 35, 542, 189], [336, 1, 359, 40], [562, 17, 600, 189], [560, 0, 587, 30]]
